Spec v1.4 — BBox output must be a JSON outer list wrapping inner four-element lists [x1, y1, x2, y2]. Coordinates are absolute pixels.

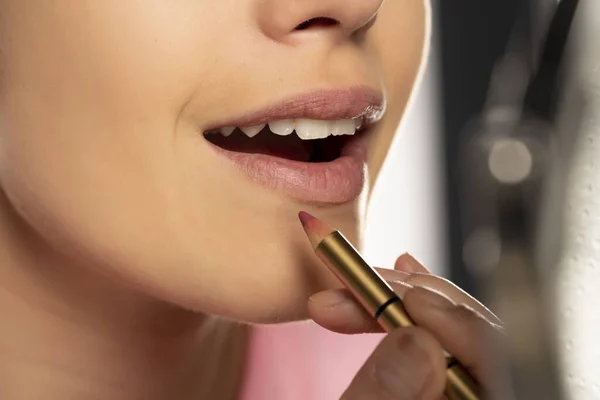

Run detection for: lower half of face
[[0, 0, 426, 323]]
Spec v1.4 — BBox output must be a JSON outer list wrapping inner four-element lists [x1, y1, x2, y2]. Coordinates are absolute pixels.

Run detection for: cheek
[[0, 1, 210, 249], [0, 3, 217, 300]]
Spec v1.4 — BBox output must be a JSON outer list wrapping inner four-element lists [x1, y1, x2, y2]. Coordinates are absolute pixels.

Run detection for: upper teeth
[[213, 118, 363, 140], [240, 124, 265, 138]]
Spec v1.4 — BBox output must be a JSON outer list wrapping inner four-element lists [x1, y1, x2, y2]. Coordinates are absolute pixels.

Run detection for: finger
[[397, 273, 501, 326], [308, 283, 411, 334], [403, 286, 501, 386], [310, 266, 499, 334], [378, 268, 501, 326], [393, 255, 500, 325], [309, 267, 412, 334], [394, 253, 430, 274], [341, 326, 446, 400]]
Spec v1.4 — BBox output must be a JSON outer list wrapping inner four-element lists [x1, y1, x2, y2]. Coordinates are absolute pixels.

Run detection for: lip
[[204, 86, 385, 130], [203, 86, 385, 205]]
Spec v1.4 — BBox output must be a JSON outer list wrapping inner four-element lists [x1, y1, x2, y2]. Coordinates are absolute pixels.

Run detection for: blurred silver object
[[456, 0, 581, 398]]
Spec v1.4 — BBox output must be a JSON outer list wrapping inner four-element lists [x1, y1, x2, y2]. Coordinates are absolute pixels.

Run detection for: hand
[[308, 254, 503, 399]]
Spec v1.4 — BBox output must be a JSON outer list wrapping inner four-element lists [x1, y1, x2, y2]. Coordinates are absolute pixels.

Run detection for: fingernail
[[403, 253, 425, 273], [378, 269, 411, 282], [413, 285, 456, 309], [309, 290, 350, 308]]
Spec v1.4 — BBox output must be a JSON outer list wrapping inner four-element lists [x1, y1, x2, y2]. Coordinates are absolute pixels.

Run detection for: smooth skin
[[0, 0, 499, 399]]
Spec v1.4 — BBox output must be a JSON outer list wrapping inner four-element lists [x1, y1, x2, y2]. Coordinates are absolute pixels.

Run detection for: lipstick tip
[[297, 212, 335, 249], [298, 211, 315, 227]]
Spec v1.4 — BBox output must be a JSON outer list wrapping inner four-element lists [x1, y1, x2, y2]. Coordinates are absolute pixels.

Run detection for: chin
[[159, 201, 364, 325]]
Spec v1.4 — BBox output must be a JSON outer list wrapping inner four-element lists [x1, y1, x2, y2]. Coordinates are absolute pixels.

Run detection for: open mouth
[[203, 118, 364, 163], [200, 87, 384, 204]]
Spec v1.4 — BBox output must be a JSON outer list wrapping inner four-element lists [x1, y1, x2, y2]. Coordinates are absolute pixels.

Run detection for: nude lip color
[[203, 86, 385, 131], [298, 211, 482, 400], [203, 86, 384, 205], [207, 132, 369, 205]]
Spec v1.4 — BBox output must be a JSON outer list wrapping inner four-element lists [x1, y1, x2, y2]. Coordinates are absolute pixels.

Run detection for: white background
[[363, 37, 447, 277]]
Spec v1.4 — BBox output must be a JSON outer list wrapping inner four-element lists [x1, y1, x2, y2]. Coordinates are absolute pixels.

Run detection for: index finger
[[382, 256, 502, 327]]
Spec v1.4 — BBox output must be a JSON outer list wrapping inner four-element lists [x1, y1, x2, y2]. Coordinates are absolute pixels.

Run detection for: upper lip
[[204, 86, 386, 131]]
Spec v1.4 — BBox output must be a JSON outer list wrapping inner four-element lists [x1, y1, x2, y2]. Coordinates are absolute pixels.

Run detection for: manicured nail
[[309, 290, 351, 308], [378, 269, 411, 282], [413, 285, 455, 309], [403, 253, 425, 273]]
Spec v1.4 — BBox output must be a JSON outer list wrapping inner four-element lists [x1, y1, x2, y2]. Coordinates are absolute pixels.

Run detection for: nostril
[[294, 17, 339, 31]]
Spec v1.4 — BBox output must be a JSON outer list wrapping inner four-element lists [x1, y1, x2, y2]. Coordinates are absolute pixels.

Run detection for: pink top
[[239, 322, 383, 400]]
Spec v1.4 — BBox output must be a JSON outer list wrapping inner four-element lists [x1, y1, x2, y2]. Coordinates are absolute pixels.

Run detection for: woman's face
[[0, 1, 426, 322]]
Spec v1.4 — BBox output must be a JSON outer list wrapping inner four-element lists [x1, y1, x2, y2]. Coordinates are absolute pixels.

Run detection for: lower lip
[[206, 131, 369, 204]]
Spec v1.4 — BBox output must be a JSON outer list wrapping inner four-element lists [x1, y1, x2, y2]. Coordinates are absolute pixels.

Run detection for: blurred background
[[366, 0, 599, 398]]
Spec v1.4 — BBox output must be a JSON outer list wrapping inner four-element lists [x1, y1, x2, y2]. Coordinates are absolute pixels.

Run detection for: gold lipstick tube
[[317, 231, 482, 400]]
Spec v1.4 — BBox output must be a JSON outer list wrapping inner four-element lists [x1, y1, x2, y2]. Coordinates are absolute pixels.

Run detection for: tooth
[[295, 119, 330, 140], [331, 119, 356, 136], [354, 118, 363, 130], [240, 124, 265, 138], [221, 127, 235, 137], [268, 120, 295, 136]]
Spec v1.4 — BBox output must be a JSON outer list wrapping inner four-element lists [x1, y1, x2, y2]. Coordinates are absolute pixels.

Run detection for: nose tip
[[257, 0, 384, 43]]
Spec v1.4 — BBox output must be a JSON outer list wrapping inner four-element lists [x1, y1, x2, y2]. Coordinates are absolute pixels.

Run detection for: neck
[[0, 197, 248, 400]]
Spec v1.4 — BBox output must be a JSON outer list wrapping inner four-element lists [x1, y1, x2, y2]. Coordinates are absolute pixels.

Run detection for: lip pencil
[[298, 211, 481, 400]]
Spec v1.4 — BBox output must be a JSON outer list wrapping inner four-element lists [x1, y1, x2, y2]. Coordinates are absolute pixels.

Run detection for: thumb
[[341, 327, 446, 400]]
